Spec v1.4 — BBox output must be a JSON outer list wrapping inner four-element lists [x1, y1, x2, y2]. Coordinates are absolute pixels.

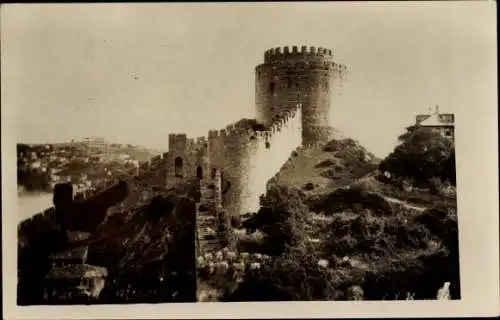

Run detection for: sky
[[1, 2, 496, 158]]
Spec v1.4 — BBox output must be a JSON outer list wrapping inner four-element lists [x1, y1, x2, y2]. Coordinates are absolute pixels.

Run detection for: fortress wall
[[18, 206, 57, 244], [255, 65, 274, 126], [207, 131, 220, 169], [219, 131, 257, 217], [300, 66, 334, 145], [165, 134, 188, 188], [226, 106, 302, 216], [330, 63, 348, 129], [180, 105, 303, 217], [255, 63, 307, 127], [165, 134, 208, 189]]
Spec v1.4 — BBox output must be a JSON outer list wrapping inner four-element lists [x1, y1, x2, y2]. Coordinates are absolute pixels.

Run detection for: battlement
[[332, 62, 348, 76], [18, 206, 56, 234], [222, 104, 299, 152], [206, 126, 243, 140], [264, 45, 334, 64], [206, 104, 301, 146], [263, 105, 301, 137], [207, 129, 227, 139], [185, 136, 208, 153]]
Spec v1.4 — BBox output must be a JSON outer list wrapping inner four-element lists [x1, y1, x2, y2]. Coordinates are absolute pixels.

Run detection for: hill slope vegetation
[[216, 128, 458, 301]]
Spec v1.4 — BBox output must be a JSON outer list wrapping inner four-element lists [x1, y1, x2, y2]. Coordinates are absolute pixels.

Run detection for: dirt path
[[383, 195, 427, 212], [355, 173, 428, 212]]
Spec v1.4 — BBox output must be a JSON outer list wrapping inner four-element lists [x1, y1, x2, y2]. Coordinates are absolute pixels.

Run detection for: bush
[[231, 216, 242, 229], [379, 127, 455, 185], [311, 186, 393, 216], [415, 205, 458, 248], [303, 182, 316, 191], [315, 159, 338, 168], [249, 185, 309, 255], [222, 247, 340, 301], [323, 140, 341, 152]]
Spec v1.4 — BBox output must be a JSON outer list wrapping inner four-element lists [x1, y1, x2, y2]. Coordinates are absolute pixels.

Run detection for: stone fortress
[[19, 45, 347, 257], [166, 46, 347, 254]]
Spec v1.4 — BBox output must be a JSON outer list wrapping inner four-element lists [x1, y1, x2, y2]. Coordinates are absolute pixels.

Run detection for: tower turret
[[255, 45, 347, 145]]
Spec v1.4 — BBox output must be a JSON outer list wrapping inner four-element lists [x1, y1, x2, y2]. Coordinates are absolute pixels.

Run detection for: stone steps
[[195, 172, 225, 256]]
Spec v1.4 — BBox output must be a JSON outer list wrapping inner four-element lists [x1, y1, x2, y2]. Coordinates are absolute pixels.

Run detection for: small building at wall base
[[44, 264, 108, 303], [44, 245, 108, 303]]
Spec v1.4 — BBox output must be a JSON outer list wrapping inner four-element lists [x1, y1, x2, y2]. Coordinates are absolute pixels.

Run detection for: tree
[[244, 185, 309, 254], [438, 149, 456, 185], [222, 245, 339, 301], [379, 127, 455, 185]]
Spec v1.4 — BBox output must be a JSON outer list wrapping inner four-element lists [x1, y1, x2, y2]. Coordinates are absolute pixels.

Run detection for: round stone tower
[[255, 45, 347, 145]]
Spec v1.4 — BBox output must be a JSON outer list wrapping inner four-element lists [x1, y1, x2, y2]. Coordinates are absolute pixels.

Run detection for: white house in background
[[81, 137, 107, 148], [409, 105, 455, 140]]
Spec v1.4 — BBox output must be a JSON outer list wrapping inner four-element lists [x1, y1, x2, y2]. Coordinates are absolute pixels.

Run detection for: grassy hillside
[[271, 138, 380, 195], [204, 134, 458, 301]]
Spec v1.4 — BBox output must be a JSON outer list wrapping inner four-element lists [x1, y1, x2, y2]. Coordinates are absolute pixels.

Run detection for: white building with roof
[[410, 105, 455, 140]]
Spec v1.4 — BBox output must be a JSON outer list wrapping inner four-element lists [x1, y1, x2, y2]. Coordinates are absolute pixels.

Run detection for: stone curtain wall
[[239, 106, 302, 215], [165, 135, 209, 189], [162, 105, 302, 218]]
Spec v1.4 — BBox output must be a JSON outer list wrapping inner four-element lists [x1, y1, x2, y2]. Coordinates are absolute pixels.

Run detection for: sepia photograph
[[2, 1, 498, 319]]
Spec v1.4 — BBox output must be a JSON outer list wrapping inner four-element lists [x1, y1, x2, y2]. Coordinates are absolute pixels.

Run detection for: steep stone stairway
[[195, 171, 225, 257]]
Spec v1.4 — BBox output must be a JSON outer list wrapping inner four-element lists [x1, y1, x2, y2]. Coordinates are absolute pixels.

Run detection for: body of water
[[17, 192, 53, 222]]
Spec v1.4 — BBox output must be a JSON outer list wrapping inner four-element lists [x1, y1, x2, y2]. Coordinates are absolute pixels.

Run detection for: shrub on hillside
[[323, 138, 379, 162], [231, 216, 242, 229], [303, 182, 317, 191], [415, 205, 458, 248], [379, 127, 455, 185], [245, 185, 309, 255], [222, 246, 341, 301], [315, 158, 338, 168], [312, 186, 393, 216], [323, 139, 342, 152]]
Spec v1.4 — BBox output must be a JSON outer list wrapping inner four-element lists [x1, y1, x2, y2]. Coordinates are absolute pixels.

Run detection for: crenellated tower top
[[263, 45, 334, 64], [256, 45, 347, 145]]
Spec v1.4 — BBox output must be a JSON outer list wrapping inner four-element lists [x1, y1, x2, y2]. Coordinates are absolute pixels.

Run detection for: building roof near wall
[[418, 113, 454, 127], [45, 264, 108, 280], [49, 245, 88, 261]]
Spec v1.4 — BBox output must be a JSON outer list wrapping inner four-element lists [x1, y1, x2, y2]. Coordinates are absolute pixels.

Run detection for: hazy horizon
[[2, 2, 496, 158]]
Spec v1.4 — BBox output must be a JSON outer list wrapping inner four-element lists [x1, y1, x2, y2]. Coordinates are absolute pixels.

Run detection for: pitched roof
[[45, 264, 108, 279], [418, 113, 454, 127]]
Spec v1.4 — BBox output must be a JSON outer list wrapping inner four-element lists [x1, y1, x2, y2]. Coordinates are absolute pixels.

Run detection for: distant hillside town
[[17, 139, 160, 193]]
